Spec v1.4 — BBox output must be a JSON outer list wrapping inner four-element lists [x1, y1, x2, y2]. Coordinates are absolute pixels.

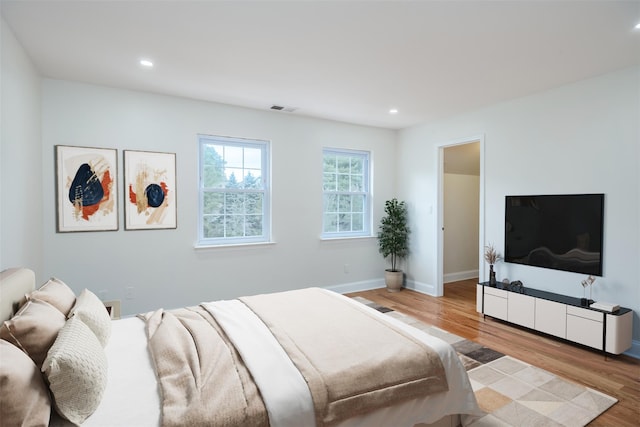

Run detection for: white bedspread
[[75, 292, 480, 427]]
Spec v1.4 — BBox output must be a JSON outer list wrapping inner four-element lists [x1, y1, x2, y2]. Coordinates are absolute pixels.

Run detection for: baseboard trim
[[326, 277, 440, 297], [324, 279, 384, 294], [444, 269, 479, 283], [624, 340, 640, 359], [405, 279, 437, 296]]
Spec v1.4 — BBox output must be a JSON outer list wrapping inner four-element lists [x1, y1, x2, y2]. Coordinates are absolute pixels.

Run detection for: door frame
[[436, 134, 485, 296]]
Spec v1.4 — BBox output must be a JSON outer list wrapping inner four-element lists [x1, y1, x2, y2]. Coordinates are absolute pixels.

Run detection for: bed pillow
[[69, 289, 111, 347], [0, 340, 51, 427], [43, 316, 107, 425], [0, 299, 66, 368], [27, 277, 76, 316]]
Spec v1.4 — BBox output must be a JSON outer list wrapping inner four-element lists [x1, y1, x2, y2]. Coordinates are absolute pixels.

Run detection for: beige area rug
[[352, 297, 618, 427]]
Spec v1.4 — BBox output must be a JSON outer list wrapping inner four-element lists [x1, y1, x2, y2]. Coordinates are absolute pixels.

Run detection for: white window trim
[[321, 147, 372, 239], [197, 134, 271, 247]]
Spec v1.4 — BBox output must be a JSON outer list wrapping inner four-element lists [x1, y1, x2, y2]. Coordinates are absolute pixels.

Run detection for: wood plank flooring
[[348, 279, 640, 426]]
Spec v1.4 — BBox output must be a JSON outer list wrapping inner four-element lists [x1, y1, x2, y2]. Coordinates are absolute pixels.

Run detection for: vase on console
[[484, 243, 501, 286]]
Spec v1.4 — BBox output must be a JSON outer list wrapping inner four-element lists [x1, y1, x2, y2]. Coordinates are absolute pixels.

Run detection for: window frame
[[197, 134, 271, 247], [321, 148, 372, 239]]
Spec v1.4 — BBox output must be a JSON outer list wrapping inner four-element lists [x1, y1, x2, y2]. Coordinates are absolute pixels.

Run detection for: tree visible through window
[[322, 148, 370, 238], [198, 135, 269, 245]]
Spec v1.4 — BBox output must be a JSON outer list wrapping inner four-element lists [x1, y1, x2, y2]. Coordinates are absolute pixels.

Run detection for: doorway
[[436, 136, 484, 297]]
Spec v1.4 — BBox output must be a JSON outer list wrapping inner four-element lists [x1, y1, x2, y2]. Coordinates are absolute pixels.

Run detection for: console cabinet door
[[508, 292, 535, 329], [566, 306, 603, 350], [535, 299, 566, 338], [483, 287, 508, 320]]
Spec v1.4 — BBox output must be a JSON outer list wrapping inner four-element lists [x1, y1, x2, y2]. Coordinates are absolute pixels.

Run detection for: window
[[322, 148, 371, 238], [198, 135, 270, 246]]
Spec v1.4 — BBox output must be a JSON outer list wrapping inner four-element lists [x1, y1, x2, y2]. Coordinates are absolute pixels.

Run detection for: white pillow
[[42, 316, 108, 425], [69, 288, 111, 347]]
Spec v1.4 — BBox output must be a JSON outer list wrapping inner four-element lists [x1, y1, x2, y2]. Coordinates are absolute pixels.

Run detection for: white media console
[[476, 282, 633, 355]]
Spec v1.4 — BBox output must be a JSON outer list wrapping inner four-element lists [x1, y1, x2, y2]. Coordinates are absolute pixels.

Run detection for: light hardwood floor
[[348, 279, 640, 426]]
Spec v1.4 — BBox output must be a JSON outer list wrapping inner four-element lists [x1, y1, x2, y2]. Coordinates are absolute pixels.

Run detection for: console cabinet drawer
[[567, 314, 603, 349], [484, 286, 508, 298], [567, 305, 602, 322]]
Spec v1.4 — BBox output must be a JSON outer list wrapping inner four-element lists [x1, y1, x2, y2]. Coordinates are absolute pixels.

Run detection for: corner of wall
[[623, 340, 640, 360]]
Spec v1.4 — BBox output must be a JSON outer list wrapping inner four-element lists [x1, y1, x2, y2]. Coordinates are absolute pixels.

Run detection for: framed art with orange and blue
[[55, 145, 118, 232]]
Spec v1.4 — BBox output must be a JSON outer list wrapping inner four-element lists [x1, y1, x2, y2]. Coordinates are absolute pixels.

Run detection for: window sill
[[194, 241, 276, 250], [319, 235, 375, 242]]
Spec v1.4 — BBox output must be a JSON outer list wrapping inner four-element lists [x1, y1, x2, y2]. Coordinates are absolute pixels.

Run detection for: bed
[[0, 267, 482, 426]]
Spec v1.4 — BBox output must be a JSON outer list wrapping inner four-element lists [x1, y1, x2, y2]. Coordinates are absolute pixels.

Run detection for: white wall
[[40, 80, 396, 315], [398, 65, 640, 345], [443, 173, 479, 282], [0, 19, 43, 277]]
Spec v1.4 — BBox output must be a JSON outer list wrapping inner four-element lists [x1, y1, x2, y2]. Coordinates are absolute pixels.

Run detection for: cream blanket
[[240, 288, 448, 426], [142, 288, 448, 427], [139, 307, 268, 426]]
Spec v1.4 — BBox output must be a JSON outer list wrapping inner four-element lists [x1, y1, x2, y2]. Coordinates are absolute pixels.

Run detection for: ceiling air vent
[[270, 105, 298, 113]]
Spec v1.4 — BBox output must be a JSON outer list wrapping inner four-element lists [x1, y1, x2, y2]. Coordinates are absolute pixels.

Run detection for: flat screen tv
[[504, 194, 604, 276]]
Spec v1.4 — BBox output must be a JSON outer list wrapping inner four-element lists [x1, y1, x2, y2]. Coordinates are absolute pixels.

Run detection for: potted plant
[[377, 198, 410, 292]]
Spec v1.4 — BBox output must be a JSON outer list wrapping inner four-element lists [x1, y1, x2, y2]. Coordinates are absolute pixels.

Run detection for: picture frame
[[124, 150, 177, 230], [55, 145, 119, 232]]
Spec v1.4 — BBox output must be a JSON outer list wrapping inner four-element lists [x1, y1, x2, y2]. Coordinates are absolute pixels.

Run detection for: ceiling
[[2, 1, 639, 129]]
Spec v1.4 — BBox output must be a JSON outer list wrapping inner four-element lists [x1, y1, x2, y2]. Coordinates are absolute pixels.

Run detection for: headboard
[[0, 268, 36, 322]]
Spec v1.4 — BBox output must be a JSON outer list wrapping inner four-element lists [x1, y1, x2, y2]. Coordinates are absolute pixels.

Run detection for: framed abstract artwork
[[124, 150, 177, 230], [55, 145, 119, 232]]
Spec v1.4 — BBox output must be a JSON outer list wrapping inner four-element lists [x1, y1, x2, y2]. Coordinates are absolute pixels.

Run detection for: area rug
[[352, 297, 618, 427]]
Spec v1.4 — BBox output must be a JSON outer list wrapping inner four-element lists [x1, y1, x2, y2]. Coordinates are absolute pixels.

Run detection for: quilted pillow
[[43, 316, 107, 425], [28, 277, 76, 316], [0, 299, 66, 368], [69, 289, 111, 347], [0, 340, 51, 426]]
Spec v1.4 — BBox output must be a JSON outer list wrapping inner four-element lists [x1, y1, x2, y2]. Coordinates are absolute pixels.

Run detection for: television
[[504, 194, 604, 276]]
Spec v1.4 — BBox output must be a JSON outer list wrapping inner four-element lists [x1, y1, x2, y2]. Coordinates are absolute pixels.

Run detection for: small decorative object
[[377, 198, 410, 292], [484, 244, 502, 286], [55, 145, 118, 232], [510, 280, 524, 293], [580, 275, 596, 305], [124, 150, 177, 230]]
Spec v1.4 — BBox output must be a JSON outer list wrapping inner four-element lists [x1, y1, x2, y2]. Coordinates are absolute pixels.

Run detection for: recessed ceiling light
[[139, 59, 154, 68], [389, 108, 398, 114], [635, 22, 640, 30]]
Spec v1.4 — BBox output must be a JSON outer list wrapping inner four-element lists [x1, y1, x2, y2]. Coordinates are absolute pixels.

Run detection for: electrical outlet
[[125, 286, 135, 300], [102, 300, 121, 319], [344, 264, 350, 274]]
